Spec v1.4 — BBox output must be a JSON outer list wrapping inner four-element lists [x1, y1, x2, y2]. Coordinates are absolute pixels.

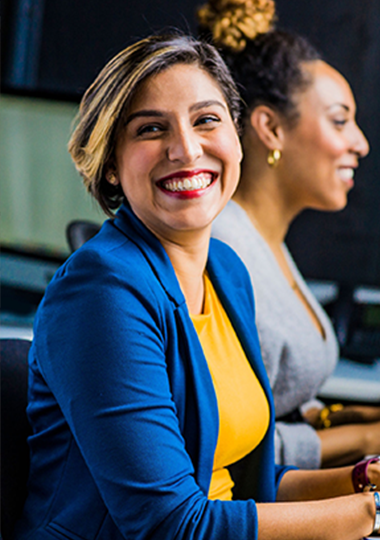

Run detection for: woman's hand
[[326, 405, 380, 427], [367, 459, 380, 491], [306, 404, 380, 429], [269, 486, 377, 540]]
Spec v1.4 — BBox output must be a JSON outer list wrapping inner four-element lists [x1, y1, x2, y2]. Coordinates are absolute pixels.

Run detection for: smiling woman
[[13, 32, 380, 540], [112, 63, 241, 247], [276, 60, 369, 212], [200, 0, 379, 472]]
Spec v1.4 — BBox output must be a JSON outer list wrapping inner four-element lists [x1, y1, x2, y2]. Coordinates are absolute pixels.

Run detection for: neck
[[154, 227, 210, 315], [234, 152, 301, 249]]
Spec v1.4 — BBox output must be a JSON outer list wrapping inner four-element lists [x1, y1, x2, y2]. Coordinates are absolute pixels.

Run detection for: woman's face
[[279, 60, 369, 212], [113, 63, 242, 241]]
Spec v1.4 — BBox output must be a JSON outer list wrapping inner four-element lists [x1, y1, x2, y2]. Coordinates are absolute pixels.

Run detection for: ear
[[248, 105, 284, 151], [105, 165, 120, 186]]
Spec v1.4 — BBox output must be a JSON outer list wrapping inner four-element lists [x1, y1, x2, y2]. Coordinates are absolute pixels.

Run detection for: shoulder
[[212, 201, 248, 239], [33, 223, 172, 375], [208, 237, 255, 300], [212, 202, 265, 271], [57, 220, 155, 288], [38, 223, 168, 332]]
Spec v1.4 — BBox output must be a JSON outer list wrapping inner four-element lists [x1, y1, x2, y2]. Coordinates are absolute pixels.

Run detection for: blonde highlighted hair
[[68, 34, 241, 215]]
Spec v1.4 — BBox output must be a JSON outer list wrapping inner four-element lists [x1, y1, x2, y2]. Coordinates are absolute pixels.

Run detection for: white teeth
[[338, 168, 354, 181], [162, 172, 213, 192]]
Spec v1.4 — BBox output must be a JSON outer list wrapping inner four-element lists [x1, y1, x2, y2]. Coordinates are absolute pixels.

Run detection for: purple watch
[[352, 456, 380, 493]]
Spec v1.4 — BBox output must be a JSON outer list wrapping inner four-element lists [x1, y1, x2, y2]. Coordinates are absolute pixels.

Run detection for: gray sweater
[[212, 201, 339, 469]]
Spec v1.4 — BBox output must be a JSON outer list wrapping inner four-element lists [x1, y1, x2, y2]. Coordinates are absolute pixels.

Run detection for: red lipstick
[[157, 169, 218, 199]]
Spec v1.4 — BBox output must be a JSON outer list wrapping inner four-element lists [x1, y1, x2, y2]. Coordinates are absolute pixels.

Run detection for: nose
[[166, 124, 202, 164], [351, 123, 370, 158]]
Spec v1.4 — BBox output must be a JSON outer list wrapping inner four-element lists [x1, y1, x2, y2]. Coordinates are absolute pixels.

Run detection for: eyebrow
[[125, 110, 163, 125], [190, 100, 227, 112], [328, 103, 350, 112], [125, 100, 227, 125]]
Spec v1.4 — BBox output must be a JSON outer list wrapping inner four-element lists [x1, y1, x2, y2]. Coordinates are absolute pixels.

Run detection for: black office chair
[[1, 338, 32, 540], [66, 220, 101, 252]]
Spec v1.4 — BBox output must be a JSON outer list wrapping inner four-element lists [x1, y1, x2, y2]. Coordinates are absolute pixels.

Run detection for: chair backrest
[[1, 338, 32, 540], [66, 220, 101, 252]]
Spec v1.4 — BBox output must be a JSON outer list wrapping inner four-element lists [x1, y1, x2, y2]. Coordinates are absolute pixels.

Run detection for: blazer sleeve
[[34, 246, 260, 540]]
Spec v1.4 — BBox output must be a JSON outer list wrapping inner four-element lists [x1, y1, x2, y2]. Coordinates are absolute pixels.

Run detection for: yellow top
[[191, 274, 270, 501]]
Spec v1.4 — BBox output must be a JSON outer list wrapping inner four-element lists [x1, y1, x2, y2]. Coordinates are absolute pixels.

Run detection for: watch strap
[[352, 457, 380, 493]]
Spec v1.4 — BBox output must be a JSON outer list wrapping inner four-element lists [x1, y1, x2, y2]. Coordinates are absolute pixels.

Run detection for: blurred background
[[1, 0, 379, 352]]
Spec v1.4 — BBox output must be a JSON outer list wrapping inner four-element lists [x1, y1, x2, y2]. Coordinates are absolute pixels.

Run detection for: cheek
[[293, 120, 346, 163], [236, 135, 243, 164], [319, 138, 347, 160], [216, 131, 242, 168], [312, 125, 348, 160], [120, 145, 158, 174]]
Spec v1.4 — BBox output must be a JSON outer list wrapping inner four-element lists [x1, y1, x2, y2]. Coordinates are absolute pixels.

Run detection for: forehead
[[300, 60, 356, 113], [128, 63, 227, 111]]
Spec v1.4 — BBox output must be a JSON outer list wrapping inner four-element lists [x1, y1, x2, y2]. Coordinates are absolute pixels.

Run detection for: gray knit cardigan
[[212, 201, 339, 469]]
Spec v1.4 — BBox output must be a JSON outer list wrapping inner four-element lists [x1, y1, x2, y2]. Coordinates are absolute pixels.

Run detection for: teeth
[[338, 168, 354, 181], [162, 172, 213, 192]]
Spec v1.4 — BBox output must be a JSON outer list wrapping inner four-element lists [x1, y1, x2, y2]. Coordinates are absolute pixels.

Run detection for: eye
[[332, 119, 348, 129], [136, 123, 165, 137], [195, 115, 221, 127]]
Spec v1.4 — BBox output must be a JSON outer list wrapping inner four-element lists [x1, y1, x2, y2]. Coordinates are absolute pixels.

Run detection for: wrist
[[352, 457, 380, 493], [362, 491, 380, 539], [372, 492, 380, 535]]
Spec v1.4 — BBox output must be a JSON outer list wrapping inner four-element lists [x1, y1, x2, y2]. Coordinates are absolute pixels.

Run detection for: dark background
[[1, 0, 198, 99], [1, 0, 380, 288]]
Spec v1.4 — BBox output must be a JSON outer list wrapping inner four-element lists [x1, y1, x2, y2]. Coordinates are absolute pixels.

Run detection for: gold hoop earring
[[107, 172, 119, 185], [267, 149, 282, 168]]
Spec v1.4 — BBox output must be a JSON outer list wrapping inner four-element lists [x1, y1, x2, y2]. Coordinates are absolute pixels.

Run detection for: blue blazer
[[16, 203, 291, 540]]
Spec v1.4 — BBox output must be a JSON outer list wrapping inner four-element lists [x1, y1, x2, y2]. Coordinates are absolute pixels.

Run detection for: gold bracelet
[[316, 403, 344, 429]]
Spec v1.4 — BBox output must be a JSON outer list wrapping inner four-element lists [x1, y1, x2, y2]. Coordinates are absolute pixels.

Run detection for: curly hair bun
[[197, 0, 276, 52]]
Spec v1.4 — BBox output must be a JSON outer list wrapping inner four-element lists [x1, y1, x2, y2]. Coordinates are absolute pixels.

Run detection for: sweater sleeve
[[275, 422, 322, 469], [34, 247, 260, 540]]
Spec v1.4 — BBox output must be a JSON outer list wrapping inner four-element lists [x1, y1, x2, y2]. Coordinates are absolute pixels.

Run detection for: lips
[[157, 170, 217, 196]]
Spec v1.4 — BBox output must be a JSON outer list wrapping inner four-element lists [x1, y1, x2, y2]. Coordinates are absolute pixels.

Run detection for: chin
[[312, 195, 348, 213], [328, 198, 348, 212], [166, 214, 214, 233]]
